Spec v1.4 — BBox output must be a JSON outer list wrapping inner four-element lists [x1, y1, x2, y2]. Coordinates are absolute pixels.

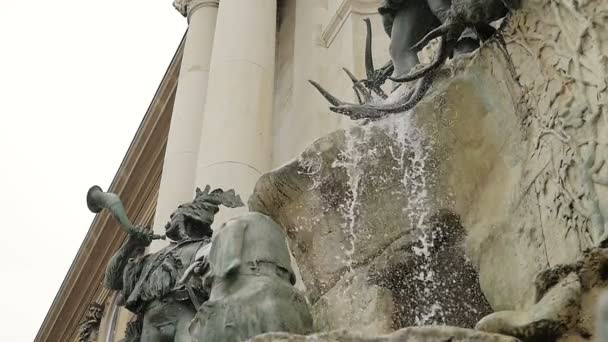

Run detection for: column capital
[[174, 0, 219, 19]]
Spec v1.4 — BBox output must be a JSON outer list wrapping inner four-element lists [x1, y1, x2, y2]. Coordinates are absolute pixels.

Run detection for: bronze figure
[[311, 0, 518, 120], [93, 185, 243, 341], [189, 212, 313, 342]]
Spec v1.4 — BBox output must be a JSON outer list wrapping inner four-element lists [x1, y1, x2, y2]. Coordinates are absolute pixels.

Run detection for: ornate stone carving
[[499, 0, 608, 252], [93, 185, 243, 342], [77, 303, 104, 342], [173, 0, 219, 18]]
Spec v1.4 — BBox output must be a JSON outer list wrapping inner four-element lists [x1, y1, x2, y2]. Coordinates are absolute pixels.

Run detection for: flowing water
[[336, 106, 444, 325], [333, 128, 367, 271]]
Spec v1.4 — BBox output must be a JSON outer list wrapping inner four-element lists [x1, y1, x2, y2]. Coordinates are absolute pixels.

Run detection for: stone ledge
[[248, 326, 521, 341]]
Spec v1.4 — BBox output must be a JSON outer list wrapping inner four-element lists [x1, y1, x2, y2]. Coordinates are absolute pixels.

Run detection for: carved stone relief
[[78, 303, 104, 342]]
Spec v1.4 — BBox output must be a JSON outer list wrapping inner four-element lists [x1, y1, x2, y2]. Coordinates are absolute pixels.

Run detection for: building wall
[[271, 0, 391, 167]]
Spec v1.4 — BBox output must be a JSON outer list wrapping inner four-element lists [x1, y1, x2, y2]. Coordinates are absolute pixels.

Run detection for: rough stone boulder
[[477, 247, 608, 341], [248, 326, 520, 342], [250, 0, 608, 337], [249, 70, 500, 332]]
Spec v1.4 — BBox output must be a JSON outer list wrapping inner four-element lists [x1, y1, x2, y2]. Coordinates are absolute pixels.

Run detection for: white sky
[[0, 1, 185, 340]]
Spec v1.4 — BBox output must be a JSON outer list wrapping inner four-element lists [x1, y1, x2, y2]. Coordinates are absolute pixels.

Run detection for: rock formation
[[250, 0, 608, 340]]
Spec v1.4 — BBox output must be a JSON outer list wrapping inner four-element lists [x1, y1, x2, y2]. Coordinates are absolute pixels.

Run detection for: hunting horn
[[86, 185, 165, 240]]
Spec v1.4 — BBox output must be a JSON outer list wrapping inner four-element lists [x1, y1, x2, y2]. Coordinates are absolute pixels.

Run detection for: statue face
[[165, 210, 212, 241], [165, 212, 188, 241], [167, 212, 185, 229]]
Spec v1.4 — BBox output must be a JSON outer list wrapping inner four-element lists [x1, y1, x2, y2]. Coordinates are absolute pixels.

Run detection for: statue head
[[165, 185, 244, 241]]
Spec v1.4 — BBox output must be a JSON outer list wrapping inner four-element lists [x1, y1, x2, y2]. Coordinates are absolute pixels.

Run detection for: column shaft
[[195, 0, 277, 220], [153, 1, 219, 240]]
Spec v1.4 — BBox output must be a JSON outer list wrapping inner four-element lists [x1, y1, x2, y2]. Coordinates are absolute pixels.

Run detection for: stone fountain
[[95, 0, 608, 341], [248, 0, 608, 341]]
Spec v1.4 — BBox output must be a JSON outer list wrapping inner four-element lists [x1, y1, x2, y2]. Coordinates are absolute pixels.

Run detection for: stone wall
[[464, 0, 608, 312], [271, 0, 390, 167], [255, 0, 608, 340]]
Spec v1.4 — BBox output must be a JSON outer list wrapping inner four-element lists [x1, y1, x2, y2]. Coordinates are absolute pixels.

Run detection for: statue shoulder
[[194, 241, 212, 262]]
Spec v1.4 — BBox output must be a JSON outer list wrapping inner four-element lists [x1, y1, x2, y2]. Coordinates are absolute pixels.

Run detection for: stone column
[[195, 0, 277, 220], [152, 0, 219, 242]]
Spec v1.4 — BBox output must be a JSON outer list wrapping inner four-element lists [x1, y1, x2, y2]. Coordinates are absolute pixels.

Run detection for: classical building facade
[[37, 0, 608, 339], [35, 1, 389, 341]]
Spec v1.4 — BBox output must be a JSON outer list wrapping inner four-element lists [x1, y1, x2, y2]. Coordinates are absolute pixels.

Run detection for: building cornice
[[321, 0, 381, 47], [34, 32, 187, 342]]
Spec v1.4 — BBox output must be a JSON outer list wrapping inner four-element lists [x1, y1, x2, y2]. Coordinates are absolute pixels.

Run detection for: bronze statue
[[311, 0, 519, 120], [389, 0, 520, 83], [380, 0, 480, 81], [188, 212, 313, 342], [89, 185, 243, 342]]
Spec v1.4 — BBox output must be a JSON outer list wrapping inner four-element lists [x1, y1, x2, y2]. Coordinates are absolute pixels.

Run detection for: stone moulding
[[321, 0, 381, 47]]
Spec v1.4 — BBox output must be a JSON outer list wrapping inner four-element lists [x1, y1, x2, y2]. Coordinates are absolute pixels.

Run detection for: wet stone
[[248, 326, 521, 342]]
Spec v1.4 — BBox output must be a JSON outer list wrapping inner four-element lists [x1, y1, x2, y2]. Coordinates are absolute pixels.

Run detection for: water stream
[[337, 108, 443, 325]]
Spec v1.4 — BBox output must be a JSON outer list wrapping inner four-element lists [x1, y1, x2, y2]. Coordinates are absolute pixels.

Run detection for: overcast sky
[[0, 1, 185, 340]]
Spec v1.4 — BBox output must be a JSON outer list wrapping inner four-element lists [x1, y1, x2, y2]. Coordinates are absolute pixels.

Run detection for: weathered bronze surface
[[189, 212, 313, 342], [380, 0, 480, 80], [390, 0, 518, 83], [92, 185, 243, 342], [87, 185, 165, 240], [311, 0, 517, 120]]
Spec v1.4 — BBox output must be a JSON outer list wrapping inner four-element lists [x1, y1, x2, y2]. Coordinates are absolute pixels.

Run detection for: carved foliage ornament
[[173, 0, 219, 18], [77, 303, 104, 342]]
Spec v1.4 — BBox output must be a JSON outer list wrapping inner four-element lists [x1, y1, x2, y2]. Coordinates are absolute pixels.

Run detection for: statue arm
[[104, 228, 153, 290], [104, 240, 146, 290]]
